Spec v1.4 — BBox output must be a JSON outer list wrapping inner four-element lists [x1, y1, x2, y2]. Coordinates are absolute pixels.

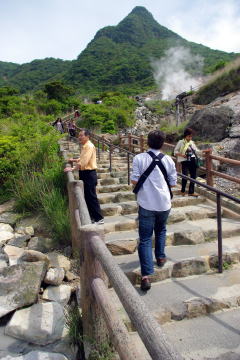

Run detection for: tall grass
[[12, 136, 70, 246], [194, 57, 240, 104]]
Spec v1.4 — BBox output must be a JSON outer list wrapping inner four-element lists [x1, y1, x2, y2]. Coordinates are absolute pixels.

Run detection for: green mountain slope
[[0, 6, 237, 95], [0, 58, 71, 93], [64, 6, 237, 94]]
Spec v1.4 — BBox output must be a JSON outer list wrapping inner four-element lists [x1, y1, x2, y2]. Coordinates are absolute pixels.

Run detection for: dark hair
[[147, 130, 165, 149], [183, 128, 194, 137], [79, 128, 90, 137]]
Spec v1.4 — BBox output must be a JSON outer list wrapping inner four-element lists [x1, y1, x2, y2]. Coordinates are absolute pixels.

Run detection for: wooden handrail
[[62, 138, 182, 359]]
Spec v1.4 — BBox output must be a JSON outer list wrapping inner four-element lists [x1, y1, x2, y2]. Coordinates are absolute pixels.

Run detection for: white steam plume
[[151, 46, 203, 100]]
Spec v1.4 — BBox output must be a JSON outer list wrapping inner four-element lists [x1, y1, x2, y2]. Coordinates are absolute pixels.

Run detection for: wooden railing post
[[128, 133, 132, 152], [119, 135, 122, 148], [79, 227, 109, 358], [101, 136, 105, 152], [205, 149, 213, 186], [140, 135, 144, 153]]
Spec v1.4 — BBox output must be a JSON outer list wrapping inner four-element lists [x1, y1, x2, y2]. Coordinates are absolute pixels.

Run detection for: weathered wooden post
[[79, 227, 109, 358], [128, 133, 132, 152], [140, 135, 144, 153], [205, 149, 213, 186]]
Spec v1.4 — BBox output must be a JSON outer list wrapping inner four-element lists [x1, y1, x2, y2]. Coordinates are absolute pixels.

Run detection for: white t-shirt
[[131, 149, 177, 211]]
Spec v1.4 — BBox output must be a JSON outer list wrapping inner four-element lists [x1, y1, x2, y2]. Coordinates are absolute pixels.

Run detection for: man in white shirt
[[131, 130, 177, 291]]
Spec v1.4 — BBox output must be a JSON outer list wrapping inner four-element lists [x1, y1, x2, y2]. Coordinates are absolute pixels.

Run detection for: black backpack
[[133, 151, 173, 198]]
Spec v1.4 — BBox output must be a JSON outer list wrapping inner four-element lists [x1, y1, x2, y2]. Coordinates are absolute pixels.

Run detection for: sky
[[0, 0, 240, 64]]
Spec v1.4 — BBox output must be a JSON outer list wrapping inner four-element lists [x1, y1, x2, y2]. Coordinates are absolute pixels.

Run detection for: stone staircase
[[66, 140, 240, 360]]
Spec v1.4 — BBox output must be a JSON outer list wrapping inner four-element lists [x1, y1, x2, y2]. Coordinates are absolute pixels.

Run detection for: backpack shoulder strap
[[133, 152, 158, 194]]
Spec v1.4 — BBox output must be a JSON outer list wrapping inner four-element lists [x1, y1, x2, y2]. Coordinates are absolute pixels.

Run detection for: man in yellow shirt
[[64, 129, 104, 224]]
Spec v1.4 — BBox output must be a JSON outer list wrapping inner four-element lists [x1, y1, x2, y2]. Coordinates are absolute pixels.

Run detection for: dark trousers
[[79, 170, 103, 222], [181, 158, 197, 194]]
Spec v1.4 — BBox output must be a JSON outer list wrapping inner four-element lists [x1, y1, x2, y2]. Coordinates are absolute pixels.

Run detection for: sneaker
[[181, 192, 186, 196], [95, 219, 104, 225], [156, 258, 167, 267], [141, 277, 151, 291]]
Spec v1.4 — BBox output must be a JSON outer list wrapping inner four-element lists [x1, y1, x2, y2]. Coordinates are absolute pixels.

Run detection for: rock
[[3, 245, 25, 265], [15, 215, 50, 236], [15, 226, 34, 236], [0, 231, 14, 246], [1, 351, 68, 360], [19, 249, 49, 264], [44, 268, 65, 285], [0, 262, 47, 317], [188, 106, 234, 141], [173, 230, 205, 245], [8, 234, 30, 248], [0, 212, 19, 226], [63, 245, 72, 257], [0, 200, 15, 215], [106, 239, 137, 255], [0, 254, 8, 268], [5, 302, 65, 345], [0, 223, 14, 233], [65, 270, 79, 282], [28, 237, 55, 253], [42, 284, 72, 305], [172, 258, 209, 277], [47, 252, 71, 271]]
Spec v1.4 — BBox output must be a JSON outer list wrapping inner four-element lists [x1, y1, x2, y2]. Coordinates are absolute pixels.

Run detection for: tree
[[44, 81, 74, 102]]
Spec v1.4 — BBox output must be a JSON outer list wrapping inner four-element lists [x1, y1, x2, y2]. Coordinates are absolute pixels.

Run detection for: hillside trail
[[63, 136, 240, 359]]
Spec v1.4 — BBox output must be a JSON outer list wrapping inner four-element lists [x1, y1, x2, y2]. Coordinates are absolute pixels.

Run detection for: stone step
[[98, 191, 135, 204], [99, 177, 120, 186], [98, 166, 129, 173], [104, 216, 240, 252], [98, 160, 127, 165], [114, 235, 240, 284], [97, 171, 127, 179], [109, 264, 240, 330], [163, 307, 240, 359], [101, 201, 216, 219], [97, 184, 132, 193]]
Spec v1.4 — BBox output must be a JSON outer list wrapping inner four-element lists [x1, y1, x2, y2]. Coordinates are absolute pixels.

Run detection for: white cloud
[[0, 0, 239, 64], [166, 0, 240, 52]]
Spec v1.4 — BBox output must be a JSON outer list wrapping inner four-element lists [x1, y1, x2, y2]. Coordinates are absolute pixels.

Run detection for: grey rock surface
[[44, 267, 65, 285], [0, 262, 47, 317], [5, 302, 65, 345], [28, 237, 55, 253], [188, 106, 234, 141]]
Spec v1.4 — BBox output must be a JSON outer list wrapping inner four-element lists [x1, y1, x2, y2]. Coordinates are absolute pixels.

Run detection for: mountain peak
[[129, 6, 153, 17]]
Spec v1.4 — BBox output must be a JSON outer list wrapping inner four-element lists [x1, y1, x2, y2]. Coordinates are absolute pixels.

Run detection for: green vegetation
[[79, 92, 137, 133], [194, 58, 240, 104], [65, 304, 115, 360], [0, 85, 72, 244], [144, 99, 174, 115], [65, 304, 84, 349], [160, 120, 189, 137], [0, 58, 72, 93], [64, 6, 237, 95], [0, 7, 237, 96]]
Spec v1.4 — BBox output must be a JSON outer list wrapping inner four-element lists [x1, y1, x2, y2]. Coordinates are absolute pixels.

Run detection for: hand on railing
[[64, 167, 74, 172]]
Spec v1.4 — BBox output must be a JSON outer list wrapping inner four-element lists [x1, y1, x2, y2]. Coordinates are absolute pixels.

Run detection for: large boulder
[[5, 302, 65, 345], [0, 212, 20, 226], [188, 106, 234, 141], [0, 262, 47, 317], [28, 237, 55, 253], [1, 352, 68, 360], [42, 284, 72, 305]]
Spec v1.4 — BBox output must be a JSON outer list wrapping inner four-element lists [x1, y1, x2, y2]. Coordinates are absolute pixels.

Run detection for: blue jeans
[[138, 206, 171, 276]]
